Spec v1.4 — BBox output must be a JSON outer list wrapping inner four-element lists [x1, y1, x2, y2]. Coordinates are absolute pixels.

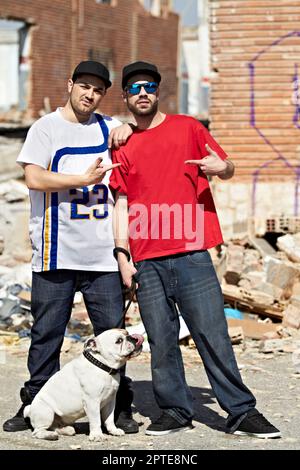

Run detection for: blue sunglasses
[[126, 82, 158, 95]]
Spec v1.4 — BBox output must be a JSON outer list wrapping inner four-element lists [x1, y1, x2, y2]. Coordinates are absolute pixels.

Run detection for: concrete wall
[[213, 180, 298, 240]]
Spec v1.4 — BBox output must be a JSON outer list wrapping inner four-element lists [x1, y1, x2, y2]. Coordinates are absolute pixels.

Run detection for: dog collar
[[83, 350, 120, 375]]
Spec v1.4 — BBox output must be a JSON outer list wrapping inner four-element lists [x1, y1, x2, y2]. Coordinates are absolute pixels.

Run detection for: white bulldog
[[24, 328, 143, 441]]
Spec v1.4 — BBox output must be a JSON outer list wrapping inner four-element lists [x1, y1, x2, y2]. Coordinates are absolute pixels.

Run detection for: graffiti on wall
[[249, 31, 300, 216]]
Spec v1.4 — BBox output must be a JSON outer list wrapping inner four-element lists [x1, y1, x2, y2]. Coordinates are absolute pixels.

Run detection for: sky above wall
[[173, 0, 198, 27], [143, 0, 199, 27]]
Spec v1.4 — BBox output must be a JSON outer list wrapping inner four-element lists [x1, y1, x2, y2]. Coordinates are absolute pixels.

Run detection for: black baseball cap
[[122, 61, 161, 89], [72, 60, 112, 88]]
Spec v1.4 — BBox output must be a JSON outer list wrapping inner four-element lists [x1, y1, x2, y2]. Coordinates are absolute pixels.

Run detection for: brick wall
[[210, 0, 300, 182], [0, 0, 178, 118]]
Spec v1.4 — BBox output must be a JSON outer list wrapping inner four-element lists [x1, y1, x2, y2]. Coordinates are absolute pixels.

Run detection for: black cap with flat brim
[[122, 61, 161, 89], [72, 61, 112, 88]]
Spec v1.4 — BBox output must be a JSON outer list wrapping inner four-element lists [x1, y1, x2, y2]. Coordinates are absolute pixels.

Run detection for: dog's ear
[[84, 337, 97, 350]]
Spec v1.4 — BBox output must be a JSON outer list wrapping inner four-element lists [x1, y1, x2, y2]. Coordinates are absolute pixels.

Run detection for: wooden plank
[[227, 318, 279, 340], [223, 291, 284, 320]]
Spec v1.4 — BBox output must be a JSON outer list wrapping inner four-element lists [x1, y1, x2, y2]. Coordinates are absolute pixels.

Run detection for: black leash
[[113, 247, 137, 318], [122, 278, 137, 317]]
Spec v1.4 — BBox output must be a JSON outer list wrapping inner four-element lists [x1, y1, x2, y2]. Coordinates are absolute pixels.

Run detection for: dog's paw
[[108, 427, 125, 436], [33, 430, 59, 441], [56, 426, 76, 436], [89, 431, 108, 442]]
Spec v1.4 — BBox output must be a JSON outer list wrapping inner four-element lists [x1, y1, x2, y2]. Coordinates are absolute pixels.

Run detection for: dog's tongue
[[131, 334, 144, 348]]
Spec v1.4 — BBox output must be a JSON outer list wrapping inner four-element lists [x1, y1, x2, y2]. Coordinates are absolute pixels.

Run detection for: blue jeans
[[25, 270, 124, 397], [135, 251, 256, 428]]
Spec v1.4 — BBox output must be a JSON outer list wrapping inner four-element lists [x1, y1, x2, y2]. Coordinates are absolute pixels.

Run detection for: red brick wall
[[210, 0, 300, 182], [0, 0, 179, 118]]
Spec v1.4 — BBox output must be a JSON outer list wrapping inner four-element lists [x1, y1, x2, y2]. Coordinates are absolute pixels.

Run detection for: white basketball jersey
[[17, 109, 120, 272]]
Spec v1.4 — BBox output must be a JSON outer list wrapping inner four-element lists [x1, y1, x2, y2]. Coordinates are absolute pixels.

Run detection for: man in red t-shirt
[[110, 61, 281, 439]]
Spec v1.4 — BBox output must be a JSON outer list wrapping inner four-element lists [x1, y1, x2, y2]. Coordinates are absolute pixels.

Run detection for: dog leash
[[113, 247, 137, 318], [122, 278, 137, 317]]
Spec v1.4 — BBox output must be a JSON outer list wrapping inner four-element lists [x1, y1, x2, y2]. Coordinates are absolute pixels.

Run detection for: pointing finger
[[185, 160, 202, 165], [205, 144, 218, 158], [102, 163, 122, 173]]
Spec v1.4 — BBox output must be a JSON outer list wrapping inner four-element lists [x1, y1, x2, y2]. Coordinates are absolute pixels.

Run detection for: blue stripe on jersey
[[48, 114, 109, 271]]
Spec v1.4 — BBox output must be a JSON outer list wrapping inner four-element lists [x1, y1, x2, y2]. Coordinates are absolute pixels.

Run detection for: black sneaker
[[115, 410, 139, 434], [3, 387, 32, 432], [145, 412, 193, 436], [3, 403, 31, 432], [233, 409, 281, 439], [114, 376, 139, 434]]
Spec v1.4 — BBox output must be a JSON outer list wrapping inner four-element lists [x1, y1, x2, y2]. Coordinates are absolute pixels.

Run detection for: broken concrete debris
[[277, 233, 300, 264], [1, 179, 300, 359], [282, 304, 300, 330]]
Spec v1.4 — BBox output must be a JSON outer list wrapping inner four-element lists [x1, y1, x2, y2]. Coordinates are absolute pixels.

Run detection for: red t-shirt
[[110, 114, 227, 262]]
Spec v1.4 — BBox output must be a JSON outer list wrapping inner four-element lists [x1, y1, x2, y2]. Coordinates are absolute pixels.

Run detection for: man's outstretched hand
[[185, 144, 228, 176], [83, 157, 121, 185]]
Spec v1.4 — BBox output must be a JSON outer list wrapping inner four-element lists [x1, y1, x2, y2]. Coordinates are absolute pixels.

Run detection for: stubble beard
[[127, 100, 158, 117], [70, 94, 96, 119]]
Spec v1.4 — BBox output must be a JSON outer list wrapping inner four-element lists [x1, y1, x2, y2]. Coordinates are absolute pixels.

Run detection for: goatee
[[127, 100, 158, 117]]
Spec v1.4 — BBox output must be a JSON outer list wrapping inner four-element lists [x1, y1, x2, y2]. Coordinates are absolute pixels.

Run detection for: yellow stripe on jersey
[[43, 191, 51, 271]]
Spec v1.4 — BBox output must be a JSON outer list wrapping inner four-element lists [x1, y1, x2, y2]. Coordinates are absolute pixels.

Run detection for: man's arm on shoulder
[[108, 122, 137, 150]]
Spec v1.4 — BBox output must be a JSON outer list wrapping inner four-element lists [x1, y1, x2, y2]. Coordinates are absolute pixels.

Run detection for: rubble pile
[[0, 178, 300, 366], [209, 235, 300, 369], [218, 235, 300, 323]]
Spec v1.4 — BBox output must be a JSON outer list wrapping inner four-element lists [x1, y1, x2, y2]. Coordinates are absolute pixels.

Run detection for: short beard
[[127, 100, 158, 117], [70, 94, 96, 117]]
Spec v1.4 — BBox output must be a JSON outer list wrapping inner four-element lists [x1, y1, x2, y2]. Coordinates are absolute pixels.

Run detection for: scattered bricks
[[259, 339, 287, 354], [262, 331, 281, 341], [224, 244, 245, 285], [259, 338, 300, 354], [282, 304, 300, 330], [264, 256, 299, 291], [222, 283, 284, 320], [238, 271, 265, 290], [290, 295, 300, 310], [243, 289, 274, 306], [248, 236, 276, 257], [277, 234, 300, 263], [257, 282, 284, 301], [238, 278, 252, 290], [276, 326, 292, 339], [292, 282, 300, 296], [242, 249, 262, 274], [228, 326, 244, 345], [227, 318, 278, 340]]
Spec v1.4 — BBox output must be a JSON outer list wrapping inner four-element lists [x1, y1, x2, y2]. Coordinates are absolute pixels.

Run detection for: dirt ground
[[0, 339, 300, 452]]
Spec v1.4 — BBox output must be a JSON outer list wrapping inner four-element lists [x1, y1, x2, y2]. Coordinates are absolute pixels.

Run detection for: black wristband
[[113, 247, 131, 262]]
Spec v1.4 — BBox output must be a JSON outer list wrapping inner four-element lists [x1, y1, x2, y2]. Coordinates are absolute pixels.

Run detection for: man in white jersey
[[3, 61, 138, 434]]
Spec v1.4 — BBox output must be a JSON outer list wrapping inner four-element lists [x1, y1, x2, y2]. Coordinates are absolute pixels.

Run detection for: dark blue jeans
[[25, 270, 124, 397], [135, 251, 256, 429]]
